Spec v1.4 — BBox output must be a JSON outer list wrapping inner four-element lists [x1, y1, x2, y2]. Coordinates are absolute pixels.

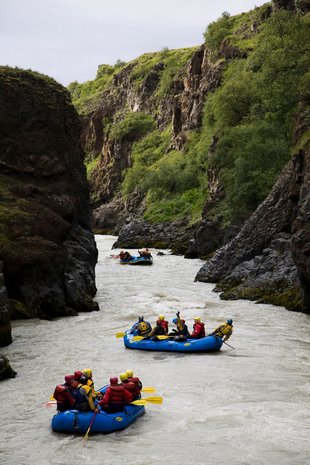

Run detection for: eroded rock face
[[195, 143, 310, 313], [0, 67, 98, 329], [0, 262, 11, 347]]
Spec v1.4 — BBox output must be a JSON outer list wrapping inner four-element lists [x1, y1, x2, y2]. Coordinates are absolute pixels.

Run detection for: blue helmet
[[227, 319, 233, 325], [172, 318, 178, 325]]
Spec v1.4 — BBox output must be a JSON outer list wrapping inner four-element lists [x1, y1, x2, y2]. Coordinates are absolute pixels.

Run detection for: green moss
[[9, 299, 34, 319], [219, 283, 302, 312], [0, 175, 31, 246], [85, 155, 100, 180]]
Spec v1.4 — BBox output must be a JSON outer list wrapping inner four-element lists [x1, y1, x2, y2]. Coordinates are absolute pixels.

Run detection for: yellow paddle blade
[[132, 335, 145, 341], [143, 396, 163, 404], [141, 387, 156, 393], [50, 395, 55, 400], [115, 332, 125, 338], [131, 399, 148, 406], [156, 335, 170, 340]]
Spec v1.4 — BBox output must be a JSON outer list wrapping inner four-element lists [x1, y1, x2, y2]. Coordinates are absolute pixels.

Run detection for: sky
[[1, 0, 267, 86]]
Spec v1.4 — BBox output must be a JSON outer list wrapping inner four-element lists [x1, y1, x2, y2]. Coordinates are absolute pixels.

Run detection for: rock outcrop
[[0, 67, 98, 337], [0, 262, 11, 347], [195, 141, 310, 313], [0, 355, 16, 380]]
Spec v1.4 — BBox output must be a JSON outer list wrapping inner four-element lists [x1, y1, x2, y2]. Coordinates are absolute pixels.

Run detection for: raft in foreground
[[120, 256, 153, 265], [52, 404, 145, 434], [124, 332, 223, 352]]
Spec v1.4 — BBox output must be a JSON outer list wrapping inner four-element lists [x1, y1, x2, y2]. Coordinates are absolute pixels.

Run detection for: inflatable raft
[[123, 332, 222, 352], [52, 404, 145, 434], [51, 385, 145, 434], [120, 256, 153, 265]]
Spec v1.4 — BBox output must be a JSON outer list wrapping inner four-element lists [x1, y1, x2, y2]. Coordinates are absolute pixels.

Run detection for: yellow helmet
[[120, 372, 128, 382], [194, 317, 201, 322], [158, 315, 165, 320], [126, 369, 133, 378], [82, 368, 92, 378]]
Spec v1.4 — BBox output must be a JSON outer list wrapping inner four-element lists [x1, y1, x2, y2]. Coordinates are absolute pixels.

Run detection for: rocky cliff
[[70, 0, 309, 312], [195, 125, 310, 313], [0, 67, 99, 346]]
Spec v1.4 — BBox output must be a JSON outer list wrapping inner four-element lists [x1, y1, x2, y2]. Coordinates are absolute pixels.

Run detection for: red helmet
[[64, 375, 74, 384], [74, 370, 82, 381], [110, 377, 118, 385]]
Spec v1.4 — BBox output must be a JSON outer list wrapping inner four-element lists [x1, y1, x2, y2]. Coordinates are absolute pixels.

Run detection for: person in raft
[[169, 312, 190, 342], [81, 368, 101, 397], [99, 377, 132, 413], [190, 317, 206, 339], [144, 315, 168, 340], [211, 319, 234, 342], [130, 315, 152, 336], [126, 369, 142, 398], [119, 372, 141, 400], [138, 248, 152, 259], [119, 250, 132, 261], [53, 375, 76, 412]]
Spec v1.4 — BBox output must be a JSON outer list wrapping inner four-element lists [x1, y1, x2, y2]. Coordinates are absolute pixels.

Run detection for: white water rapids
[[0, 235, 309, 465]]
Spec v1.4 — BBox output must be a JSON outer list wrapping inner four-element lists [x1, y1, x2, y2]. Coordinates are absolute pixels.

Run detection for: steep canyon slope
[[0, 67, 99, 347], [71, 0, 309, 312]]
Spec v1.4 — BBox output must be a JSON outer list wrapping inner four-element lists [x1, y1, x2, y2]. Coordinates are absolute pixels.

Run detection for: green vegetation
[[68, 61, 126, 113], [130, 47, 197, 96], [110, 112, 155, 142], [67, 5, 309, 226]]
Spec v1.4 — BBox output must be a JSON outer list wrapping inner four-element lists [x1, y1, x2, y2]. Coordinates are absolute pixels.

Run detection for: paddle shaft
[[223, 340, 235, 349], [83, 411, 97, 440]]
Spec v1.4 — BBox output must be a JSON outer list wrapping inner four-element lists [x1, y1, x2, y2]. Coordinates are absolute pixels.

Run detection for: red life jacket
[[100, 385, 132, 407], [191, 322, 205, 338], [122, 380, 138, 397], [127, 376, 142, 398], [53, 384, 75, 408], [157, 319, 168, 332]]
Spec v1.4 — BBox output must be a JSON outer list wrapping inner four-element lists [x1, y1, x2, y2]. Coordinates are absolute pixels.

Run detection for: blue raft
[[52, 385, 145, 434], [52, 404, 145, 434], [120, 256, 153, 266], [123, 332, 223, 352]]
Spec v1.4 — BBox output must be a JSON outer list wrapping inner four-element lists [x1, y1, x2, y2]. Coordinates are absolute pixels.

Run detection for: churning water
[[0, 235, 309, 465]]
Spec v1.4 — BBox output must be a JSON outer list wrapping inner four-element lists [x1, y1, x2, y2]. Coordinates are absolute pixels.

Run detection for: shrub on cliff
[[110, 112, 155, 142]]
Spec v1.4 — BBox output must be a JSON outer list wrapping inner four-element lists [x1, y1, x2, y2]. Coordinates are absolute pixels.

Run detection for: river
[[0, 235, 309, 465]]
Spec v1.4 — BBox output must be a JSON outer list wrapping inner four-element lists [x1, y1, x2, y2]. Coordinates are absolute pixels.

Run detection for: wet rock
[[0, 355, 16, 380]]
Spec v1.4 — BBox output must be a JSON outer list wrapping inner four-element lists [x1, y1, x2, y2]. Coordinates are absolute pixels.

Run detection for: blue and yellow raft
[[120, 256, 153, 265], [123, 332, 223, 352]]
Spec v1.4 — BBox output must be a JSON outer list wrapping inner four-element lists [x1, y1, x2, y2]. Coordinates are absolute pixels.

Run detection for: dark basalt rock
[[0, 67, 98, 337], [0, 355, 16, 380], [195, 139, 310, 313]]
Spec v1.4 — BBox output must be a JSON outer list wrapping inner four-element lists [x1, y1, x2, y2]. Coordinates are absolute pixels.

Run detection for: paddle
[[141, 387, 156, 393], [83, 411, 97, 441], [132, 335, 172, 341], [131, 396, 163, 406], [116, 332, 125, 338], [142, 396, 163, 404], [223, 340, 235, 349]]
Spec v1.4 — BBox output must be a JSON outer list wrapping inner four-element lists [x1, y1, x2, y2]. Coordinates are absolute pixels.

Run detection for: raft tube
[[52, 404, 145, 434], [123, 332, 223, 352], [120, 256, 153, 265]]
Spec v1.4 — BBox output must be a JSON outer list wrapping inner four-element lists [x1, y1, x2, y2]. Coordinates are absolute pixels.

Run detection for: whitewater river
[[1, 235, 309, 465]]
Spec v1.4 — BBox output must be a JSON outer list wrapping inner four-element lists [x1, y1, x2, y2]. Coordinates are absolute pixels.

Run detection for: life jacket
[[157, 319, 168, 333], [70, 383, 88, 410], [138, 321, 151, 336], [216, 323, 233, 337], [128, 376, 142, 397], [121, 380, 136, 396], [191, 322, 205, 338], [53, 384, 75, 410], [100, 385, 132, 407], [79, 384, 95, 411]]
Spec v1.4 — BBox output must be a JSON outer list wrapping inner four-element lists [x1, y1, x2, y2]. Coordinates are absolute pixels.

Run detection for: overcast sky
[[1, 0, 267, 86]]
